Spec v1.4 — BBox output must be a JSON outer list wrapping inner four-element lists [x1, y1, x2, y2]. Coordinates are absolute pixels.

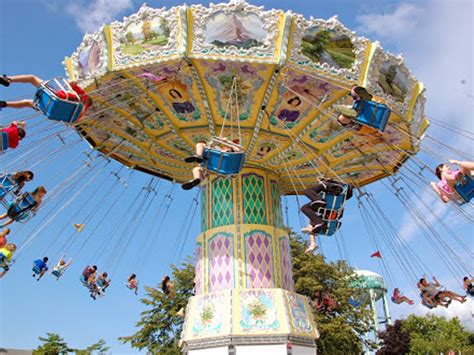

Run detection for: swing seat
[[454, 175, 474, 204], [97, 280, 107, 288], [33, 78, 83, 124], [321, 220, 341, 236], [32, 265, 42, 275], [201, 139, 245, 176], [0, 174, 16, 200], [348, 298, 361, 307], [0, 132, 9, 152], [9, 193, 36, 222], [52, 269, 62, 279], [353, 100, 391, 132], [321, 184, 349, 210], [315, 183, 349, 236], [421, 300, 435, 309]]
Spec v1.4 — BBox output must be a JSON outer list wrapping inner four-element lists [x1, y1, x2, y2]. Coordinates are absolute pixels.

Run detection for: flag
[[73, 223, 85, 232], [370, 251, 382, 258]]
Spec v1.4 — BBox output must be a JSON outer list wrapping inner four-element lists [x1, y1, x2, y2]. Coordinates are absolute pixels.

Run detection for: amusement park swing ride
[[0, 1, 473, 354]]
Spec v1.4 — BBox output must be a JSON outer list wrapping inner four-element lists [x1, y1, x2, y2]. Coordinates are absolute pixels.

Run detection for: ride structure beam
[[181, 166, 318, 354]]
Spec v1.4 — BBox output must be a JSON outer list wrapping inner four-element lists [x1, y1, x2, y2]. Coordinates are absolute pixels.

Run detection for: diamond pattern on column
[[279, 236, 294, 291], [245, 230, 274, 288], [208, 232, 234, 292], [201, 187, 207, 232], [243, 174, 267, 224], [212, 177, 233, 228], [271, 181, 283, 228], [195, 243, 203, 295]]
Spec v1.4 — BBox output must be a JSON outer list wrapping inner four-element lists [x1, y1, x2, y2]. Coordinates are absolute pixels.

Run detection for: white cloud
[[65, 0, 133, 33], [396, 184, 466, 243], [411, 297, 473, 331], [357, 2, 473, 132], [356, 4, 422, 39]]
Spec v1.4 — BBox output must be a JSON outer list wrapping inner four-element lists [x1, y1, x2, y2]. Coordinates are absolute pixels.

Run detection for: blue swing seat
[[316, 183, 349, 236], [454, 175, 474, 204], [201, 138, 245, 176], [349, 298, 361, 307], [0, 174, 16, 200], [33, 78, 83, 124], [0, 132, 9, 152], [52, 269, 63, 279], [32, 265, 42, 275], [353, 99, 391, 132], [322, 220, 342, 236], [9, 193, 36, 223]]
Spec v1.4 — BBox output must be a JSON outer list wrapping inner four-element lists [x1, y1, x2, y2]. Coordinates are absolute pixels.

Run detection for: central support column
[[181, 167, 318, 354]]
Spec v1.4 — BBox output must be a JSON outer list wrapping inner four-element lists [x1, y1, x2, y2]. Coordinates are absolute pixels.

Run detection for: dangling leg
[[450, 160, 474, 175], [303, 184, 326, 202], [182, 166, 204, 190], [443, 291, 466, 303], [337, 114, 352, 126], [195, 142, 206, 156], [301, 203, 324, 233], [305, 233, 318, 254], [4, 75, 44, 87], [400, 296, 414, 305], [37, 269, 46, 281], [0, 219, 14, 227], [0, 264, 9, 278], [185, 142, 207, 163], [0, 99, 34, 109], [301, 203, 316, 233]]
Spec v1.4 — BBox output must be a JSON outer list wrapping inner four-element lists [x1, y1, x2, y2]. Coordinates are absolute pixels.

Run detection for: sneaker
[[0, 75, 11, 87], [184, 155, 204, 164], [0, 101, 7, 109], [182, 178, 201, 190]]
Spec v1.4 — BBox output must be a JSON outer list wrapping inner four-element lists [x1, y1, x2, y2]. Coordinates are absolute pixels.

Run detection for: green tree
[[402, 314, 472, 353], [125, 32, 135, 45], [159, 18, 170, 38], [377, 319, 411, 354], [120, 258, 195, 353], [33, 333, 72, 355], [75, 339, 110, 354], [122, 235, 377, 353], [290, 234, 376, 354]]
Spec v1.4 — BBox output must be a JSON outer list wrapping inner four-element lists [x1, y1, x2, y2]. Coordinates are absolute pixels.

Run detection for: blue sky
[[0, 0, 472, 353]]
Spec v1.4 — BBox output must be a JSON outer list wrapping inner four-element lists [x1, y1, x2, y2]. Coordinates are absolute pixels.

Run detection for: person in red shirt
[[0, 74, 91, 119], [0, 121, 26, 149], [0, 228, 10, 249]]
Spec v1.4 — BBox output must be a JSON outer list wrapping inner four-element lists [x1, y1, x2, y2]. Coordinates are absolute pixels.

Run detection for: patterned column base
[[181, 288, 318, 350]]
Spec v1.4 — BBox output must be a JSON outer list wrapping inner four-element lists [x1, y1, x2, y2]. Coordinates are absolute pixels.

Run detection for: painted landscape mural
[[204, 11, 267, 49], [301, 27, 355, 69], [120, 17, 170, 55]]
